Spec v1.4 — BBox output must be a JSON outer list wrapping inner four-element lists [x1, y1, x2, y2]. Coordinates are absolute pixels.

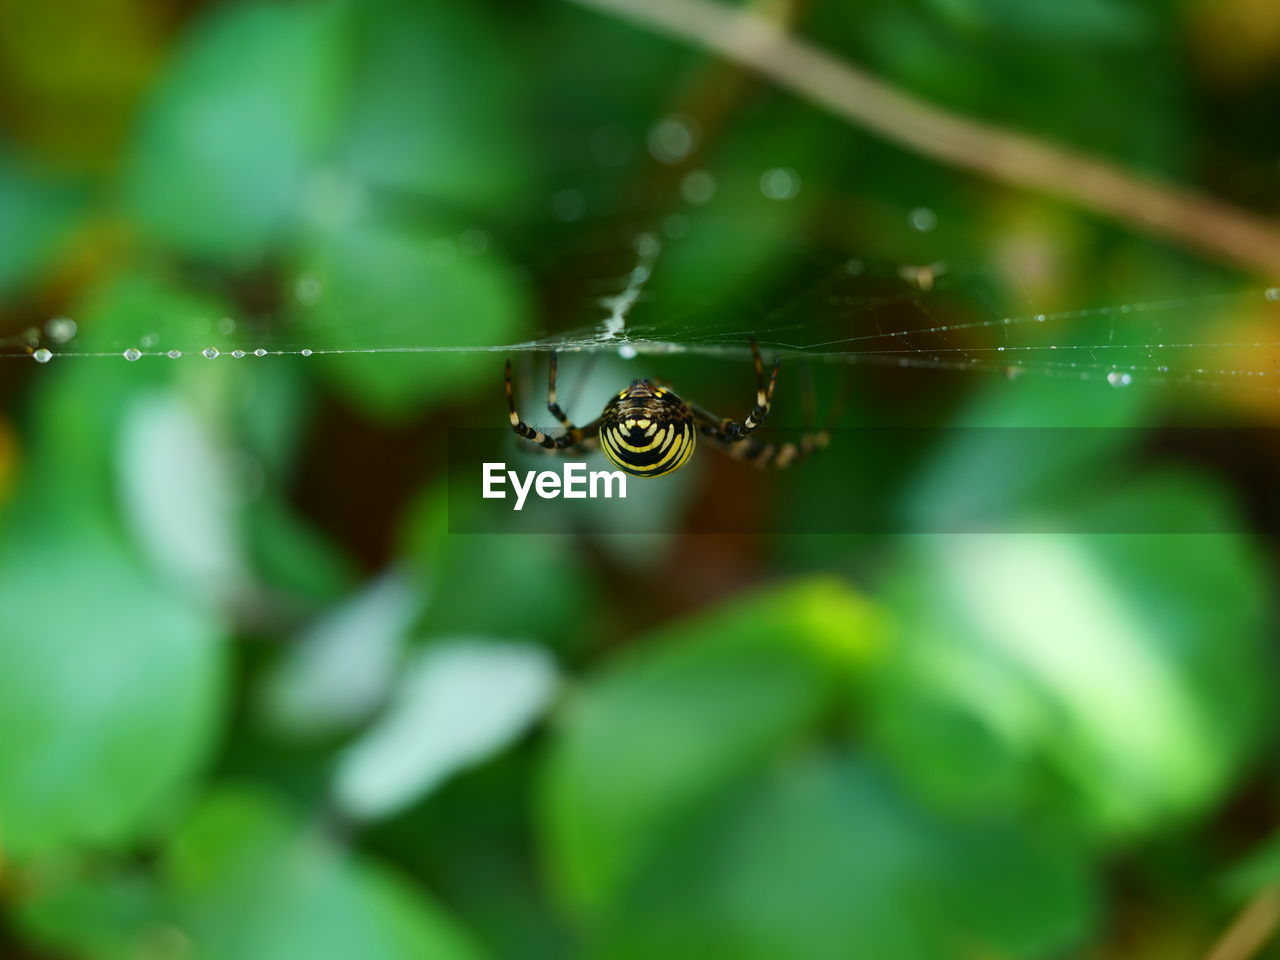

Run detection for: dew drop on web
[[45, 317, 76, 343]]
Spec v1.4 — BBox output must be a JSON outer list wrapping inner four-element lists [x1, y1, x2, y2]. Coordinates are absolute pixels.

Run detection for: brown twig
[[1204, 886, 1280, 960], [569, 0, 1280, 278]]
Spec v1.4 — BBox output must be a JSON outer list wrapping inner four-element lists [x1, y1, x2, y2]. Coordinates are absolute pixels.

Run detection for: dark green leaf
[[540, 578, 882, 915]]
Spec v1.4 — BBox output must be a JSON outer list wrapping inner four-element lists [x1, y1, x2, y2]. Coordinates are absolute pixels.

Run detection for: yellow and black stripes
[[504, 342, 828, 476], [723, 342, 779, 440], [545, 352, 575, 429], [598, 382, 698, 477], [601, 413, 697, 477]]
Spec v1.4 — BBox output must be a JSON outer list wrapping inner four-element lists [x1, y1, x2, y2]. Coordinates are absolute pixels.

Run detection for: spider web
[[4, 154, 1279, 415]]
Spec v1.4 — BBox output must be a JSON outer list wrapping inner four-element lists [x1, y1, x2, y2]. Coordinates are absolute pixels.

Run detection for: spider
[[503, 342, 828, 477]]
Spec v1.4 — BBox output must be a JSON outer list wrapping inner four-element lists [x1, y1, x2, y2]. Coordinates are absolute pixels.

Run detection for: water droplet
[[996, 346, 1006, 352], [618, 344, 638, 359], [907, 206, 937, 232], [635, 232, 661, 259], [32, 348, 52, 363], [648, 115, 698, 165], [1107, 370, 1133, 388], [1157, 365, 1169, 373], [231, 349, 246, 358], [1266, 288, 1279, 301], [123, 348, 142, 362], [680, 170, 716, 205], [759, 167, 801, 201], [1034, 314, 1046, 323], [254, 348, 267, 357], [202, 347, 219, 359], [300, 348, 313, 357], [45, 316, 77, 343], [168, 350, 182, 359], [295, 274, 323, 305]]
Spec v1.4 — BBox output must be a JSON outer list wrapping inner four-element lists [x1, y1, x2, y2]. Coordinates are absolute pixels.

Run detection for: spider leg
[[693, 348, 832, 469], [533, 419, 603, 456], [698, 424, 829, 469], [546, 352, 577, 430], [572, 430, 602, 453], [505, 357, 596, 452], [688, 340, 780, 442]]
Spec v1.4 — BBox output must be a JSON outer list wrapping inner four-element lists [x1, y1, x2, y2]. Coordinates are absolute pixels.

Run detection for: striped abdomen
[[599, 382, 697, 477]]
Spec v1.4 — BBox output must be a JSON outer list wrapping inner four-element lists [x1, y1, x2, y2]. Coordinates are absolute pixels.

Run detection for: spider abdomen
[[599, 382, 697, 478]]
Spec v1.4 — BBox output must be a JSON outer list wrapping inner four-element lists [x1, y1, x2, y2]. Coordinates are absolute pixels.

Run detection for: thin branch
[[569, 0, 1280, 278], [1204, 886, 1280, 960]]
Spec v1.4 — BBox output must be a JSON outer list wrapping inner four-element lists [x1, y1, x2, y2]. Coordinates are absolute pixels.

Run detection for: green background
[[1, 0, 1278, 957]]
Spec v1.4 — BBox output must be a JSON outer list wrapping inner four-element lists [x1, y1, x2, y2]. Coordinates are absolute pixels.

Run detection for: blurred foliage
[[2, 0, 1280, 958]]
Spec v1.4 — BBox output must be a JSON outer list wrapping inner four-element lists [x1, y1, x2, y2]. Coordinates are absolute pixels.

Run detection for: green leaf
[[404, 488, 592, 645], [64, 267, 234, 356], [846, 0, 1181, 177], [166, 787, 489, 960], [1223, 830, 1280, 901], [242, 489, 356, 606], [872, 473, 1272, 839], [259, 570, 423, 737], [333, 640, 558, 821], [343, 0, 529, 215], [923, 0, 1147, 44], [540, 578, 882, 915], [588, 754, 1096, 960], [126, 0, 349, 263], [903, 372, 1150, 531], [0, 151, 82, 298], [295, 219, 529, 417], [118, 391, 247, 607], [13, 863, 171, 960], [24, 271, 232, 520], [640, 117, 845, 324], [0, 527, 225, 857]]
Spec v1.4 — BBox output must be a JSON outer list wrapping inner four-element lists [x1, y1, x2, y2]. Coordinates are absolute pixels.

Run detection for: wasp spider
[[504, 342, 828, 477]]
